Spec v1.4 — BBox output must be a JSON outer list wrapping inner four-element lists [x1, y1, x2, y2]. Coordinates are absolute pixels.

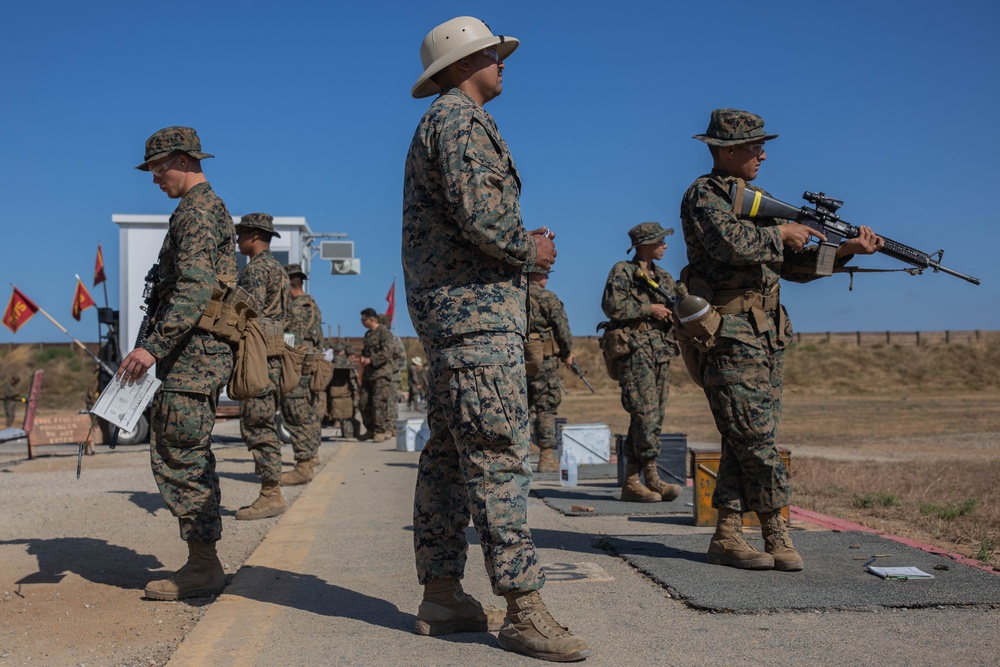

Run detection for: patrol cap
[[285, 263, 307, 279], [627, 222, 673, 252], [235, 212, 281, 238], [412, 16, 519, 99], [136, 126, 214, 171], [692, 108, 778, 147]]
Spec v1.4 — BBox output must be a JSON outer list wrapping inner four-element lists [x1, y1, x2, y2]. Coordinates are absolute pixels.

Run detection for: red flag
[[72, 279, 96, 321], [385, 279, 396, 326], [94, 244, 106, 286], [2, 287, 40, 333]]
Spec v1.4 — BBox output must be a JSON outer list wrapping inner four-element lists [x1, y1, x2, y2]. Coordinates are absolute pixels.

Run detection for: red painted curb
[[791, 505, 999, 576]]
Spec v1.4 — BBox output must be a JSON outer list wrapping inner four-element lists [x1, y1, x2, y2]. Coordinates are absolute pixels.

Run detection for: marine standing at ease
[[402, 16, 589, 662], [280, 263, 324, 485], [526, 267, 575, 474], [679, 109, 882, 571], [234, 213, 290, 521], [602, 222, 684, 504], [118, 127, 236, 601]]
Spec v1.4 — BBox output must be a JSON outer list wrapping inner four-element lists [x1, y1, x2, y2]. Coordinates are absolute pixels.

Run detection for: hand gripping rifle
[[729, 181, 980, 285], [107, 263, 160, 450], [568, 359, 595, 393]]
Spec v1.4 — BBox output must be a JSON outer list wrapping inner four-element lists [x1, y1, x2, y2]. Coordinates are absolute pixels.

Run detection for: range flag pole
[[9, 284, 115, 376], [94, 243, 109, 308]]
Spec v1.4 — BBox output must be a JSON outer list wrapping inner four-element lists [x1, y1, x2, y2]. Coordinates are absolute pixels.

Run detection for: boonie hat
[[236, 212, 281, 238], [692, 108, 778, 147], [285, 263, 307, 279], [136, 126, 214, 171], [411, 16, 519, 99], [411, 357, 424, 366], [627, 222, 673, 252]]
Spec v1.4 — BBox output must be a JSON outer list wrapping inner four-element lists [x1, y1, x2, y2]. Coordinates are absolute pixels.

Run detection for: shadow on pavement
[[2, 537, 164, 589]]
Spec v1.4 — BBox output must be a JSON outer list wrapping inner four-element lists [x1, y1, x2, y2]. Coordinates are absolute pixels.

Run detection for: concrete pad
[[532, 479, 693, 516], [602, 530, 1000, 612]]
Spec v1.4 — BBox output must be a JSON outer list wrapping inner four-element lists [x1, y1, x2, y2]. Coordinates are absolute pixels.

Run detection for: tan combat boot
[[144, 541, 225, 600], [310, 455, 322, 470], [498, 591, 591, 661], [620, 457, 661, 503], [413, 577, 505, 636], [537, 448, 559, 473], [641, 458, 682, 501], [280, 459, 314, 486], [707, 507, 774, 570], [759, 509, 804, 571], [235, 481, 286, 520]]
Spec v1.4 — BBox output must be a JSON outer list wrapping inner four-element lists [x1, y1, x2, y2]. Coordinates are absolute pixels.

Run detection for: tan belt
[[712, 287, 784, 340]]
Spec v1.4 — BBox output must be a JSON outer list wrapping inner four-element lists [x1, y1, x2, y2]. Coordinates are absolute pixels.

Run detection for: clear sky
[[2, 0, 997, 345]]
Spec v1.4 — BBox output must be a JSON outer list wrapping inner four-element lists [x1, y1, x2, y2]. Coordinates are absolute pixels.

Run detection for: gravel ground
[[0, 416, 332, 667]]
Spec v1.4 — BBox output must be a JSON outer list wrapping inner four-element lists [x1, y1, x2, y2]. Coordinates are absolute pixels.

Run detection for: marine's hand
[[530, 228, 557, 271], [780, 222, 826, 251], [651, 304, 673, 321], [563, 353, 576, 368], [117, 348, 156, 383], [838, 226, 883, 257]]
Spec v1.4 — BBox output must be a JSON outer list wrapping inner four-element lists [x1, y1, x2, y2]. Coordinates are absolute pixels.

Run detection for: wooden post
[[916, 331, 921, 347], [946, 330, 950, 345], [856, 331, 861, 345]]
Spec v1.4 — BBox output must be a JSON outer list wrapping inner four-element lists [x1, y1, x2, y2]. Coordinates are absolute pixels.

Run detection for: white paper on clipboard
[[91, 374, 161, 432]]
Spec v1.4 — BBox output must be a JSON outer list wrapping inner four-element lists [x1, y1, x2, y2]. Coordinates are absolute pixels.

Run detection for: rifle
[[108, 263, 159, 449], [729, 181, 980, 285], [568, 359, 595, 393]]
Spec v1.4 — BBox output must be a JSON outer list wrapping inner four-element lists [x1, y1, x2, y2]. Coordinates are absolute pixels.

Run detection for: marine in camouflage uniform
[[234, 213, 290, 520], [681, 108, 883, 571], [380, 313, 405, 436], [119, 126, 236, 600], [406, 357, 427, 410], [3, 375, 20, 428], [526, 268, 574, 473], [328, 341, 360, 436], [279, 263, 324, 485], [358, 308, 394, 441], [601, 222, 683, 503], [402, 17, 588, 660]]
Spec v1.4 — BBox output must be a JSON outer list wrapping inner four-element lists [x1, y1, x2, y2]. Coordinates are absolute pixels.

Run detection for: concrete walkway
[[166, 429, 1000, 667]]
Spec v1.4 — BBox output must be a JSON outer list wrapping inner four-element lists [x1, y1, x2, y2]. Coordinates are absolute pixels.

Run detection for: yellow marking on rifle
[[749, 190, 763, 217]]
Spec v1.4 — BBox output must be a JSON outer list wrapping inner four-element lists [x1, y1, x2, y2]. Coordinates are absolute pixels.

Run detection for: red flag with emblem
[[72, 279, 96, 321], [2, 287, 40, 333], [385, 278, 395, 326], [94, 244, 106, 286]]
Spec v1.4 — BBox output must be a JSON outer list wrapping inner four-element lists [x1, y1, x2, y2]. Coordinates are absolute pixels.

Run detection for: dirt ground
[[2, 388, 998, 667]]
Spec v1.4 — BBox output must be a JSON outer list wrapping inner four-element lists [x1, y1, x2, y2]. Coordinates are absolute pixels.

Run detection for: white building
[[111, 214, 313, 361]]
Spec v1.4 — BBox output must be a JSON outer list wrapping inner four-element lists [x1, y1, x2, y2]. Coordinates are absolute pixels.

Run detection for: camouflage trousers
[[615, 340, 671, 461], [700, 337, 790, 513], [281, 374, 321, 462], [360, 375, 393, 434], [414, 331, 544, 596], [527, 357, 562, 451], [150, 388, 224, 543], [239, 358, 283, 483]]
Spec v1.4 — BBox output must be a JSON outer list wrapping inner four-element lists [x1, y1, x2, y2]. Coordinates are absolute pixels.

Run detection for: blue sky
[[2, 0, 997, 345]]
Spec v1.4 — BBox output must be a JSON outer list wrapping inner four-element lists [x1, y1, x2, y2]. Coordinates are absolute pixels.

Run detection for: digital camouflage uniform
[[328, 343, 360, 434], [403, 86, 543, 595], [602, 257, 678, 461], [527, 281, 573, 453], [237, 249, 289, 483], [144, 181, 236, 543], [282, 290, 324, 462], [360, 324, 395, 436], [681, 169, 844, 514]]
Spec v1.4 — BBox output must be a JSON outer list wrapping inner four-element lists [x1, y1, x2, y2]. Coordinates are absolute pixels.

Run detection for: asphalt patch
[[531, 479, 694, 516], [602, 530, 1000, 611]]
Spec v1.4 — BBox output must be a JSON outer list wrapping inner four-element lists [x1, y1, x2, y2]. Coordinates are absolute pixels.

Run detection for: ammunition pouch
[[304, 353, 335, 394], [260, 318, 286, 358], [597, 322, 631, 382], [196, 281, 255, 345], [525, 334, 545, 377], [279, 343, 307, 394]]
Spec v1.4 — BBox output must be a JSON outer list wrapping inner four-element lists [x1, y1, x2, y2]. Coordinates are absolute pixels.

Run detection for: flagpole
[[12, 284, 115, 376]]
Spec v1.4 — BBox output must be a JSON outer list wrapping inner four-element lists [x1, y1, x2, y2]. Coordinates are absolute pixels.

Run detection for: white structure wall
[[112, 214, 312, 360]]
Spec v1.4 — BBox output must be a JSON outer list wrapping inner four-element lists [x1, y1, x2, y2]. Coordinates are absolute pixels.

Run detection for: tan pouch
[[227, 318, 270, 400], [598, 327, 630, 381], [309, 356, 335, 394], [525, 335, 545, 377], [279, 343, 307, 394]]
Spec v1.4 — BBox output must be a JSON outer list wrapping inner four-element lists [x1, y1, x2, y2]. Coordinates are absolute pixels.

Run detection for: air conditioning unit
[[330, 258, 361, 275], [320, 241, 354, 260]]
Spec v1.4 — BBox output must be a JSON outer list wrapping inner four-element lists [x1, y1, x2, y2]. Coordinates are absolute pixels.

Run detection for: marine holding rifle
[[678, 108, 882, 572], [601, 222, 684, 504]]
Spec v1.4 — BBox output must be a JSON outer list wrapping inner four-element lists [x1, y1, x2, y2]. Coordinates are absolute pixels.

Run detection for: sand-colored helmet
[[411, 16, 519, 99]]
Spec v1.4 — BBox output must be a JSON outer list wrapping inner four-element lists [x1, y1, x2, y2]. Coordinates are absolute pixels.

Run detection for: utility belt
[[711, 285, 781, 333], [527, 328, 560, 359], [194, 275, 252, 344]]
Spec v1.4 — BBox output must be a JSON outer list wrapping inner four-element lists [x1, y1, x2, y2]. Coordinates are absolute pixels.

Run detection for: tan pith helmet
[[411, 16, 519, 99]]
